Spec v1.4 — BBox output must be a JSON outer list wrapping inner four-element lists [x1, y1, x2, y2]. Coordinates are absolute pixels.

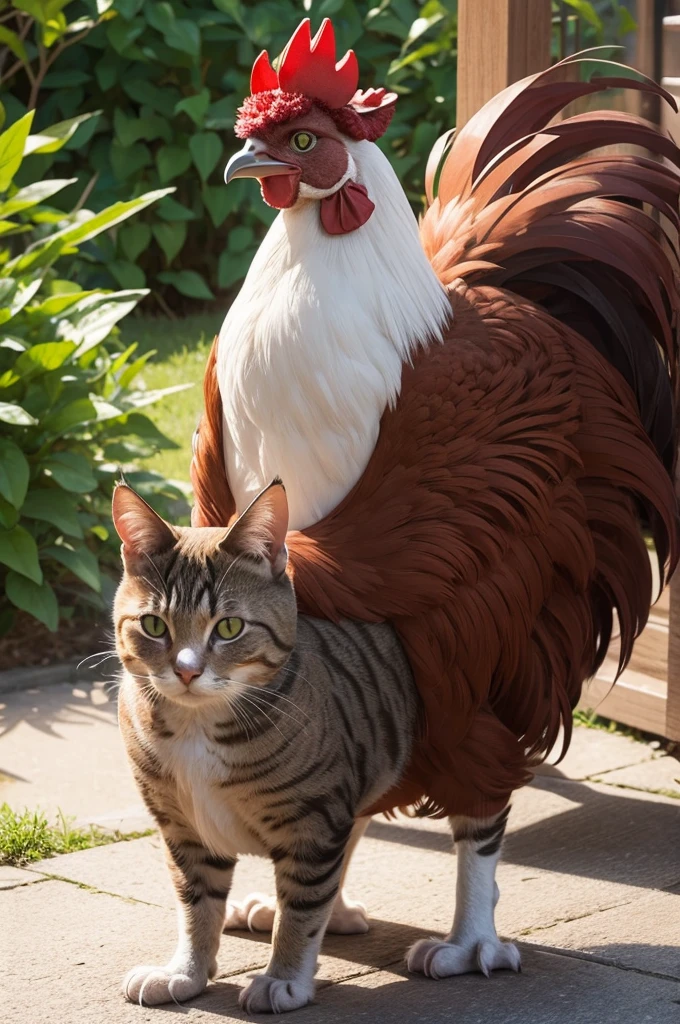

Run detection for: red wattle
[[261, 172, 301, 209], [320, 180, 375, 235]]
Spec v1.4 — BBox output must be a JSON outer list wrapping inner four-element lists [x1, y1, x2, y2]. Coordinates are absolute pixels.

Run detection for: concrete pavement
[[1, 677, 679, 1022]]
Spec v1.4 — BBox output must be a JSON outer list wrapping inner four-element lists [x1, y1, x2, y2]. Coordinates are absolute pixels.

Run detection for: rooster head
[[224, 18, 397, 234]]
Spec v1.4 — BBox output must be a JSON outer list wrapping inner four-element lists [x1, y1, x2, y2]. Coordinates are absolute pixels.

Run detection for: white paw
[[407, 936, 521, 979], [328, 896, 369, 934], [239, 973, 314, 1014], [225, 892, 277, 932], [123, 963, 209, 1005]]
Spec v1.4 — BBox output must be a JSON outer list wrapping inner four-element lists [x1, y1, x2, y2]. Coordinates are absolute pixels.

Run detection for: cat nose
[[174, 648, 204, 687]]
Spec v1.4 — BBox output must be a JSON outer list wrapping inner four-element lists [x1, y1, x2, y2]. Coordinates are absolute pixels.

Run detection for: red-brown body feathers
[[192, 55, 680, 819]]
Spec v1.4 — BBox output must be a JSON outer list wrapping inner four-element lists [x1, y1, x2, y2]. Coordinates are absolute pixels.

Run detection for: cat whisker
[[235, 691, 287, 742], [238, 682, 310, 724], [77, 651, 118, 671]]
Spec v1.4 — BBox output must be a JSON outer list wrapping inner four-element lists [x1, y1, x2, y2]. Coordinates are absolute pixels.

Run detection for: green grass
[[0, 803, 153, 866], [120, 313, 222, 485]]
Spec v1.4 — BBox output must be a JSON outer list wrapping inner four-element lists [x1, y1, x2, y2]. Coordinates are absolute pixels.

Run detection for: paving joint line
[[21, 867, 168, 908], [588, 778, 680, 800], [524, 941, 680, 985], [516, 897, 636, 937], [0, 873, 54, 891]]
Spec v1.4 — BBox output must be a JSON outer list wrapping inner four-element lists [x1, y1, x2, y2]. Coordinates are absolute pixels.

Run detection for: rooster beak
[[224, 141, 296, 184]]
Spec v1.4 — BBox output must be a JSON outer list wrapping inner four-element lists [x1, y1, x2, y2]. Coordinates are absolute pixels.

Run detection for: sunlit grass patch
[[0, 803, 152, 866]]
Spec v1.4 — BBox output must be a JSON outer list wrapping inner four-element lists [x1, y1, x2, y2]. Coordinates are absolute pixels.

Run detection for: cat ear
[[112, 483, 175, 570], [221, 478, 289, 578]]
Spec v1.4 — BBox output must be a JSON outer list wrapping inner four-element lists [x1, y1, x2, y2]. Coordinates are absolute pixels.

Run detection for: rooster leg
[[407, 805, 520, 979], [226, 816, 371, 935]]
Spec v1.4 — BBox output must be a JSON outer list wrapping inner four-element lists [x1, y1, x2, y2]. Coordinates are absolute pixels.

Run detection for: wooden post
[[456, 0, 553, 128], [667, 582, 680, 740]]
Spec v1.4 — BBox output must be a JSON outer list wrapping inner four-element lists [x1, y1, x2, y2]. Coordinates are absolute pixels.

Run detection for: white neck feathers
[[217, 140, 451, 530]]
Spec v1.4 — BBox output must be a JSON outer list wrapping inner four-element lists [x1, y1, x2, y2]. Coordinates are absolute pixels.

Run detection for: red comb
[[250, 18, 359, 110]]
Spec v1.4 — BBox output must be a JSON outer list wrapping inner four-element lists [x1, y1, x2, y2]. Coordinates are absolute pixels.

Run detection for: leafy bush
[[0, 104, 188, 634], [0, 0, 461, 307], [0, 0, 632, 309]]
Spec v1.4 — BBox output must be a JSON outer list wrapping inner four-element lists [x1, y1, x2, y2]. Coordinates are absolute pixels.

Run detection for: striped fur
[[113, 484, 417, 1012]]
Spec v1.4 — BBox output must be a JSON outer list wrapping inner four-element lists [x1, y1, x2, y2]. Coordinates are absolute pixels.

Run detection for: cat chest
[[164, 736, 267, 858]]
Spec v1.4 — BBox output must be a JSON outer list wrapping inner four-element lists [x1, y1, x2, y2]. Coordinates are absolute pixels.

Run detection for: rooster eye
[[290, 131, 317, 153]]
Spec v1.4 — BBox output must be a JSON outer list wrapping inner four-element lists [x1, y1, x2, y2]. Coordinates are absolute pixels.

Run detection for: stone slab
[[107, 948, 680, 1024], [0, 679, 150, 829], [27, 776, 680, 977], [535, 723, 656, 781], [592, 754, 680, 798], [0, 863, 49, 890], [5, 873, 680, 1024], [526, 889, 680, 981]]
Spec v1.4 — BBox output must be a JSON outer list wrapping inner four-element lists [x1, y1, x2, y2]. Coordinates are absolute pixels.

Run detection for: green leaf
[[108, 260, 146, 289], [119, 411, 179, 449], [0, 439, 29, 507], [15, 341, 76, 376], [24, 112, 101, 156], [0, 401, 38, 426], [157, 196, 196, 221], [229, 225, 253, 254], [175, 89, 210, 125], [189, 131, 222, 183], [0, 26, 29, 62], [203, 185, 234, 228], [0, 178, 77, 217], [157, 269, 214, 300], [218, 249, 250, 290], [157, 145, 192, 184], [44, 542, 101, 592], [122, 382, 193, 409], [110, 342, 137, 374], [0, 526, 42, 583], [146, 0, 175, 33], [5, 572, 59, 631], [42, 451, 97, 493], [164, 19, 201, 56], [9, 189, 174, 273], [117, 349, 155, 388], [0, 495, 18, 529], [57, 189, 173, 247], [0, 112, 34, 192], [21, 489, 84, 538], [0, 273, 43, 324], [42, 398, 97, 435], [90, 396, 123, 421], [119, 222, 152, 262], [58, 290, 148, 356], [152, 221, 187, 265]]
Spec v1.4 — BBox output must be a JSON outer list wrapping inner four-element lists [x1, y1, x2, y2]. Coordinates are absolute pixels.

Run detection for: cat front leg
[[124, 835, 236, 1006], [239, 830, 352, 1013]]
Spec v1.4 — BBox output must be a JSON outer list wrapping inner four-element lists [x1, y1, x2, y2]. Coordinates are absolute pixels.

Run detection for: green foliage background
[[0, 0, 632, 309], [0, 0, 458, 308]]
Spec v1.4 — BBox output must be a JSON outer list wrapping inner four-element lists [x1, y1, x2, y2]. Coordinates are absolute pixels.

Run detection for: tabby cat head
[[112, 479, 295, 706]]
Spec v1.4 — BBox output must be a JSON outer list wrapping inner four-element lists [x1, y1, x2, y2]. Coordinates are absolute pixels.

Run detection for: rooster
[[191, 18, 680, 979]]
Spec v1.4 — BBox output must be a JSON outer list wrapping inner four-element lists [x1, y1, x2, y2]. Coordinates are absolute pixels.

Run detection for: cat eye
[[215, 617, 244, 641], [141, 614, 167, 638], [290, 131, 317, 153]]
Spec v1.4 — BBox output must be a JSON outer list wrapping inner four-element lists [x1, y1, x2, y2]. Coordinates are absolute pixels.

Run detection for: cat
[[112, 478, 419, 1013], [112, 479, 518, 1014]]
